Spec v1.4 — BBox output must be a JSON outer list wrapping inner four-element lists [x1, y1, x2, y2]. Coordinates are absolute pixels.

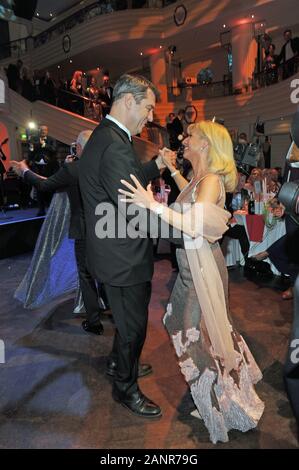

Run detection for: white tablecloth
[[223, 214, 286, 275]]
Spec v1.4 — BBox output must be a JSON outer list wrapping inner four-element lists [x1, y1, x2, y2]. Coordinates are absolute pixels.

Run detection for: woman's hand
[[159, 147, 177, 172], [119, 174, 155, 209]]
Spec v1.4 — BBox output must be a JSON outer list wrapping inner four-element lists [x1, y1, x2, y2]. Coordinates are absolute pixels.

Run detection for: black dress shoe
[[82, 320, 104, 335], [112, 390, 162, 419], [106, 359, 152, 378]]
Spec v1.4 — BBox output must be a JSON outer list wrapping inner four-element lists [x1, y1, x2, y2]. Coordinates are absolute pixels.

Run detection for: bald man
[[12, 130, 105, 335]]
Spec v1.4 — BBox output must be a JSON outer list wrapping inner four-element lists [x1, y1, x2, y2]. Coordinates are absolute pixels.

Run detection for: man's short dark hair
[[112, 74, 159, 104], [284, 29, 292, 36]]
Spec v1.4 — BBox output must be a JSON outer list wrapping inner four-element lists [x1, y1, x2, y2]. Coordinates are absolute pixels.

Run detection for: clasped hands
[[119, 147, 176, 208]]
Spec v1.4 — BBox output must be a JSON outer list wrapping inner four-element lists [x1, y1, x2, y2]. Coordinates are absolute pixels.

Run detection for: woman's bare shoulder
[[196, 173, 222, 203]]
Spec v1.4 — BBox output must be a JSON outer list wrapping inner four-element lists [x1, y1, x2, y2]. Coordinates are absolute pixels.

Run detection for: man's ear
[[124, 93, 134, 110]]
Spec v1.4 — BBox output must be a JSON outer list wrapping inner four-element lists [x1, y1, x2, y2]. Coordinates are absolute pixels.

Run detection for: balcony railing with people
[[168, 76, 233, 102], [168, 56, 299, 102], [252, 58, 299, 90], [39, 86, 170, 147]]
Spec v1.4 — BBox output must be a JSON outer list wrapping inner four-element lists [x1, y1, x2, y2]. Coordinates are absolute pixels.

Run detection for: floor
[[0, 253, 298, 449]]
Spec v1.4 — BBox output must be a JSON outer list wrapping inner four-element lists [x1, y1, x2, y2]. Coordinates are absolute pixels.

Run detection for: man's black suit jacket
[[279, 37, 299, 63], [79, 118, 161, 286], [24, 161, 85, 240]]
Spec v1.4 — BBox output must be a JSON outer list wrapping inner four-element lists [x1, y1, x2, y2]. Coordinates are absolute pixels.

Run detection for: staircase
[[1, 74, 161, 164]]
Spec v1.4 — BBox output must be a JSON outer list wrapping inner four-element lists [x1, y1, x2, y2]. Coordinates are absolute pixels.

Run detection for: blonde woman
[[119, 121, 264, 443], [69, 70, 84, 115]]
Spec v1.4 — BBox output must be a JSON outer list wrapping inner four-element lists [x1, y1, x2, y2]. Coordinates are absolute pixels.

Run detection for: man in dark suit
[[79, 74, 168, 419], [100, 73, 113, 117], [171, 109, 185, 150], [11, 130, 105, 336], [278, 29, 299, 79], [27, 125, 59, 216]]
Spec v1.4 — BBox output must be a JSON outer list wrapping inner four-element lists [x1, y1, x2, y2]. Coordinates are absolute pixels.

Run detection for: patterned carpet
[[0, 253, 298, 449]]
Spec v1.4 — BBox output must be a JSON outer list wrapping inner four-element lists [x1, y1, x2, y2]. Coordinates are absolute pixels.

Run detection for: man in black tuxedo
[[79, 74, 167, 418], [11, 130, 105, 336], [100, 74, 113, 117], [171, 109, 185, 150], [278, 29, 299, 79], [27, 125, 59, 216]]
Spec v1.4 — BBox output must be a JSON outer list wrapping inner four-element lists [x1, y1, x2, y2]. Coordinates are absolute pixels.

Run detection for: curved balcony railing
[[252, 59, 299, 90], [168, 77, 233, 102], [0, 1, 177, 60], [0, 37, 28, 61], [33, 0, 177, 49], [168, 58, 299, 102]]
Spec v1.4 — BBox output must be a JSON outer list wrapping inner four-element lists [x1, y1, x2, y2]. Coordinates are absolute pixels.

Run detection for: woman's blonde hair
[[188, 120, 238, 192], [72, 70, 83, 82]]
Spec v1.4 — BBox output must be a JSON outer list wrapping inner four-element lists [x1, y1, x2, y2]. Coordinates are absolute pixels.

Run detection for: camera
[[278, 111, 299, 225], [70, 142, 77, 157], [278, 180, 299, 224]]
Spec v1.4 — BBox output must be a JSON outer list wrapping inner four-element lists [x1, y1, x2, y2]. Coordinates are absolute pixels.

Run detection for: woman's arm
[[119, 174, 226, 240], [70, 80, 79, 94], [159, 147, 189, 191], [171, 170, 189, 192]]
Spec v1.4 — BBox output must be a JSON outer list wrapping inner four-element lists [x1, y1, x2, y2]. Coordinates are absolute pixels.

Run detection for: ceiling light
[[159, 45, 163, 48], [251, 14, 255, 18], [57, 65, 60, 69], [69, 59, 73, 63], [36, 13, 39, 17], [140, 52, 143, 56], [223, 24, 226, 28]]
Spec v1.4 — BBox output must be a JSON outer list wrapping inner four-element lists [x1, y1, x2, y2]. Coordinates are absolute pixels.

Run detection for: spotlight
[[28, 121, 36, 130]]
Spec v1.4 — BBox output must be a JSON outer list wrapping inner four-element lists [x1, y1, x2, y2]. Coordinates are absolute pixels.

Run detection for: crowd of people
[[258, 28, 299, 86], [5, 62, 114, 120], [3, 23, 299, 434]]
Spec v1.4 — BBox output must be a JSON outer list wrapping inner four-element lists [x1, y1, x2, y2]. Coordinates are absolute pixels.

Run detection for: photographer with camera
[[27, 125, 58, 216], [11, 130, 108, 336]]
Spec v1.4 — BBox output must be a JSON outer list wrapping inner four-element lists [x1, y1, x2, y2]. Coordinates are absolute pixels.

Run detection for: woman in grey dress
[[119, 120, 264, 443]]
